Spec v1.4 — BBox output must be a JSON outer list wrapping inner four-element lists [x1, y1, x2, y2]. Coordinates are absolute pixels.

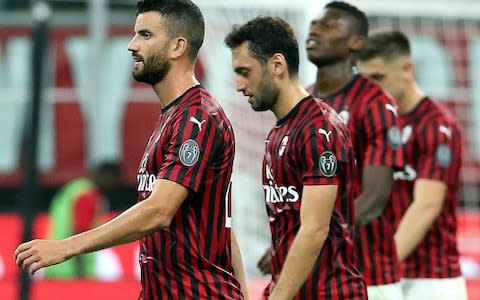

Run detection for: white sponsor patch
[[319, 151, 337, 177], [179, 139, 200, 166], [436, 144, 452, 167]]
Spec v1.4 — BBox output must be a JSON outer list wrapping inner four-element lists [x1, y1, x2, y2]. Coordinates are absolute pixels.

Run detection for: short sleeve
[[157, 108, 222, 192], [362, 93, 405, 169], [299, 118, 350, 186], [417, 121, 461, 184]]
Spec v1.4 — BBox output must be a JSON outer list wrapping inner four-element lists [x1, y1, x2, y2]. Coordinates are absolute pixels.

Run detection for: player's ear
[[170, 37, 188, 60], [402, 59, 414, 80], [270, 53, 287, 77], [348, 35, 365, 52]]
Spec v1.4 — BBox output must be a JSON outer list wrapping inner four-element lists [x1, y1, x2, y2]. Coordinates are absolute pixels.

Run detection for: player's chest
[[264, 131, 300, 175], [399, 121, 421, 163]]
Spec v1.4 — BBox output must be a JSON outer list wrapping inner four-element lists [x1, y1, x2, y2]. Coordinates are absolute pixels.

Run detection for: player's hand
[[14, 239, 73, 275], [257, 248, 272, 275]]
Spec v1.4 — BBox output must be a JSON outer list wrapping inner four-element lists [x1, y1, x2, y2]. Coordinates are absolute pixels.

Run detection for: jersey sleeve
[[299, 116, 350, 186], [362, 93, 405, 169], [417, 120, 461, 184], [156, 107, 222, 193]]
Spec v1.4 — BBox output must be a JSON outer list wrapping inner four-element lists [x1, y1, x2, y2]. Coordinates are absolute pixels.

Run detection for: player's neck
[[399, 81, 425, 115], [313, 61, 355, 97], [272, 79, 309, 120], [152, 64, 199, 108]]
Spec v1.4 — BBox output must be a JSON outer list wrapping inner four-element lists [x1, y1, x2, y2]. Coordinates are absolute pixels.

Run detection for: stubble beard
[[251, 74, 279, 112], [133, 51, 171, 85]]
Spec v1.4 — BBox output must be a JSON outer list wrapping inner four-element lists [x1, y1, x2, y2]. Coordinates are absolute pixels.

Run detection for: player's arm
[[395, 121, 456, 261], [15, 179, 187, 275], [354, 165, 393, 226], [257, 247, 272, 275], [231, 231, 249, 300], [355, 94, 403, 226], [395, 179, 446, 261], [268, 185, 337, 300]]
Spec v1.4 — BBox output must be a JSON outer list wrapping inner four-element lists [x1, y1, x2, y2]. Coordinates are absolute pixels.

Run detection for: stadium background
[[0, 0, 479, 299]]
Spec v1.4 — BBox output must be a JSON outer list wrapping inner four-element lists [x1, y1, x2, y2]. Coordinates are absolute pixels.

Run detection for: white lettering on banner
[[65, 37, 133, 164], [0, 37, 54, 172]]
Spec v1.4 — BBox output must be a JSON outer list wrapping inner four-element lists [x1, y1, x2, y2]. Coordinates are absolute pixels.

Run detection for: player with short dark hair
[[226, 16, 367, 300], [304, 1, 406, 299], [15, 1, 247, 299], [359, 29, 467, 300]]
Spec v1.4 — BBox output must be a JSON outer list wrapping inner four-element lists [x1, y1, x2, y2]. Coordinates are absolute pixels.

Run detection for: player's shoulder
[[175, 86, 228, 121], [303, 96, 349, 132], [417, 97, 460, 130], [356, 74, 396, 105]]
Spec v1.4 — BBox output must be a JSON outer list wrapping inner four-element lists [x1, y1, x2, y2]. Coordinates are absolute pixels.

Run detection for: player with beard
[[226, 16, 367, 300], [358, 29, 467, 300], [258, 2, 405, 300], [14, 1, 247, 299]]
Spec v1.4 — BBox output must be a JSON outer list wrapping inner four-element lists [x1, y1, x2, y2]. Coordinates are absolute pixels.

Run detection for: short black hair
[[358, 29, 411, 62], [136, 0, 204, 62], [325, 1, 369, 37], [224, 16, 300, 76]]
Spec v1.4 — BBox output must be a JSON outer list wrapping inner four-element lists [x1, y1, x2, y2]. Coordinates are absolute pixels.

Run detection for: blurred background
[[0, 0, 479, 299]]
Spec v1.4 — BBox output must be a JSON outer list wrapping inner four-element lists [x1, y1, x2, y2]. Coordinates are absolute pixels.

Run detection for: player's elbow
[[415, 198, 443, 221], [301, 224, 329, 248], [140, 206, 174, 233]]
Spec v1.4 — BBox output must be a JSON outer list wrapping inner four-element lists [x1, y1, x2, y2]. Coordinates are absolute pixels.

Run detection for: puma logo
[[318, 128, 332, 142], [439, 125, 452, 139], [385, 103, 398, 117], [189, 116, 206, 131]]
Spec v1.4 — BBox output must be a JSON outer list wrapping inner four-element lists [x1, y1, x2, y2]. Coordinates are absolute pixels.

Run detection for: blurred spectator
[[45, 161, 122, 279]]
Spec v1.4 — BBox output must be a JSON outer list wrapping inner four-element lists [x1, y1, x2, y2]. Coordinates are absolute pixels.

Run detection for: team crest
[[436, 144, 452, 167], [179, 139, 200, 166], [388, 126, 402, 149], [279, 136, 289, 156], [401, 125, 413, 144], [319, 151, 337, 177], [338, 110, 350, 125]]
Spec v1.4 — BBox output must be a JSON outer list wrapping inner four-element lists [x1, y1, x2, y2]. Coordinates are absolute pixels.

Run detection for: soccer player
[[358, 29, 468, 300], [306, 2, 406, 299], [226, 16, 367, 300], [14, 1, 247, 299]]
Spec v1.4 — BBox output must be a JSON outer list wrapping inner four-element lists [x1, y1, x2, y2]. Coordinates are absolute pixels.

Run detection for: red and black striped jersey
[[261, 96, 366, 300], [309, 74, 405, 285], [136, 85, 242, 299], [391, 97, 462, 278]]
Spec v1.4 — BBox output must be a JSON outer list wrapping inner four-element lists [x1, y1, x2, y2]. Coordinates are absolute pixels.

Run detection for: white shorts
[[367, 282, 404, 300], [401, 277, 468, 300]]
